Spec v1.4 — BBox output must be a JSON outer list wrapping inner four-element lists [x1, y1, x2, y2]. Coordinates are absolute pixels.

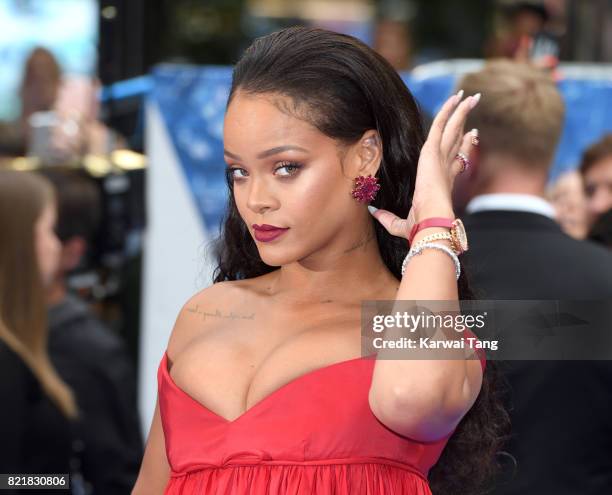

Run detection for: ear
[[352, 129, 383, 176]]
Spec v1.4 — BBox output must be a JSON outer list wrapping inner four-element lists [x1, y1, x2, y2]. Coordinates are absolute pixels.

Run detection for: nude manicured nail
[[469, 93, 482, 108], [456, 89, 464, 101]]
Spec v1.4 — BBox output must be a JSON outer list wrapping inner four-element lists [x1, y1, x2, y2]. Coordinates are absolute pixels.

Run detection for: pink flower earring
[[351, 174, 381, 203]]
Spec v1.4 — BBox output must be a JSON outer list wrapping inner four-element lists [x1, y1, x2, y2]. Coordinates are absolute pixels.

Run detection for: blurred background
[[1, 1, 612, 493]]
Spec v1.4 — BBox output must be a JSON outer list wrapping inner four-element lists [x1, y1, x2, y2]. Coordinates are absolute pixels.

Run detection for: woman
[[133, 26, 508, 494], [0, 170, 80, 490]]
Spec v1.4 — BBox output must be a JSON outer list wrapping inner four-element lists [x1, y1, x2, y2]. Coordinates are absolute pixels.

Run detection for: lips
[[253, 224, 285, 231], [253, 225, 289, 242]]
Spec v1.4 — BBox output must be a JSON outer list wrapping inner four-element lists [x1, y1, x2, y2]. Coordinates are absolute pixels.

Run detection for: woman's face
[[34, 199, 61, 286], [584, 156, 612, 224], [223, 91, 377, 267]]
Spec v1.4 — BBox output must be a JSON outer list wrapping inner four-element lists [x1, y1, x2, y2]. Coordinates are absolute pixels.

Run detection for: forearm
[[369, 226, 476, 441]]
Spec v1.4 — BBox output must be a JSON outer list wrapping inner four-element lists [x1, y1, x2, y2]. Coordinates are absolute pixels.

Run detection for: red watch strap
[[408, 217, 454, 244]]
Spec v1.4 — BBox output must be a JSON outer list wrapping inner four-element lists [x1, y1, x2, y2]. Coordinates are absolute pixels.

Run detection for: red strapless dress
[[158, 341, 486, 494]]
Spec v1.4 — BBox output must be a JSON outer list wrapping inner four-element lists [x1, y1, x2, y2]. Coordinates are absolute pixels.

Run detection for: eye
[[226, 167, 248, 182], [274, 161, 302, 177], [225, 162, 303, 183]]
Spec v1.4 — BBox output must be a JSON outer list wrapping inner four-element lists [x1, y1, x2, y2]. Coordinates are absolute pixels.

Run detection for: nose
[[245, 176, 277, 214]]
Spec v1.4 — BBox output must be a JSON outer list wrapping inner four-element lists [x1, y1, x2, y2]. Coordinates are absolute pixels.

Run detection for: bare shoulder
[[165, 278, 261, 360]]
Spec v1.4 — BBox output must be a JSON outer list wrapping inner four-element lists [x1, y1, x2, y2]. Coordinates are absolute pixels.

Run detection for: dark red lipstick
[[252, 224, 289, 242]]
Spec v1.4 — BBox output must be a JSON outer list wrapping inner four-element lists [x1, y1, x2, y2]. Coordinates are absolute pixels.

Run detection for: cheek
[[50, 233, 61, 260], [37, 230, 61, 281], [286, 171, 351, 227], [289, 177, 332, 206]]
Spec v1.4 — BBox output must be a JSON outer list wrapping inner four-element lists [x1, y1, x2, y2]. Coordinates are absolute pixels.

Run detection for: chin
[[257, 250, 290, 267], [259, 243, 311, 267]]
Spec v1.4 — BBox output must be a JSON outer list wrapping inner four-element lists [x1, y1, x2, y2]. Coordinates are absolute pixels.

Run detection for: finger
[[427, 91, 463, 147], [440, 96, 471, 157], [449, 131, 474, 178], [369, 208, 410, 239], [450, 127, 479, 162], [440, 93, 481, 158]]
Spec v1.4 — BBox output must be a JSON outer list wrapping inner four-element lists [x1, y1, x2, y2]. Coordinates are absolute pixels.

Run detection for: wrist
[[414, 207, 455, 224]]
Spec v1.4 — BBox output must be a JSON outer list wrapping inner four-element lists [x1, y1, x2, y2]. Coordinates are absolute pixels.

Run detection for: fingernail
[[470, 128, 480, 146], [469, 93, 482, 108], [456, 89, 464, 101], [367, 205, 378, 215]]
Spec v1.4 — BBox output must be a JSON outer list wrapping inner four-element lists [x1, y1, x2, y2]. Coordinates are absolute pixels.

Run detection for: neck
[[474, 155, 549, 199], [267, 216, 397, 305]]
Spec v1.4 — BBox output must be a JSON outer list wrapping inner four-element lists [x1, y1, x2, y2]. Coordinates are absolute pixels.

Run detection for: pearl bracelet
[[401, 241, 461, 279]]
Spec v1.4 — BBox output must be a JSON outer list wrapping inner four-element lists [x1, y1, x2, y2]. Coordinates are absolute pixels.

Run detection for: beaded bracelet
[[401, 242, 461, 279], [410, 231, 454, 252]]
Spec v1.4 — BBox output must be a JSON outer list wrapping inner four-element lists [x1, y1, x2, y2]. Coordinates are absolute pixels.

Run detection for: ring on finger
[[455, 152, 471, 174], [470, 128, 479, 146]]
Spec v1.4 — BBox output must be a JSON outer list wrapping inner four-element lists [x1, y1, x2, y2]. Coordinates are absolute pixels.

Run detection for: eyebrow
[[223, 145, 308, 162]]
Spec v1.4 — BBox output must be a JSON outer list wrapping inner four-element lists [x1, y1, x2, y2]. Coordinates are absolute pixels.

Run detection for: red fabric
[[158, 337, 486, 494]]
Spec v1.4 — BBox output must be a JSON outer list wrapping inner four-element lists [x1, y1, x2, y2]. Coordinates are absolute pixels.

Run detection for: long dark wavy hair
[[212, 26, 510, 495]]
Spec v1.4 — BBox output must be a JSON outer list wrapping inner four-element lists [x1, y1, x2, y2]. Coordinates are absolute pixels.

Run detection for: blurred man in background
[[454, 59, 612, 495], [37, 167, 143, 495]]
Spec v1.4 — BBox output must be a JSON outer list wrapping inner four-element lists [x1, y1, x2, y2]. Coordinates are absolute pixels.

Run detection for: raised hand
[[369, 91, 481, 240]]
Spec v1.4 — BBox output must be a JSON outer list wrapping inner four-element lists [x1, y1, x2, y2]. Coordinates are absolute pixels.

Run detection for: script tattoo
[[186, 304, 255, 321]]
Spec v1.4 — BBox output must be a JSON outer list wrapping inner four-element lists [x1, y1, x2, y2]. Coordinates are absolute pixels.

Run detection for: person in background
[[485, 2, 549, 59], [37, 166, 144, 495], [373, 18, 413, 71], [0, 170, 80, 493], [19, 48, 63, 144], [578, 133, 612, 230], [0, 46, 125, 162], [587, 207, 612, 249], [546, 169, 588, 239], [0, 47, 61, 157], [454, 59, 612, 495], [53, 75, 127, 158]]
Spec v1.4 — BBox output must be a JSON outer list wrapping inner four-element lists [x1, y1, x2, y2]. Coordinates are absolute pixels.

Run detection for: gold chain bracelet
[[411, 231, 453, 251]]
